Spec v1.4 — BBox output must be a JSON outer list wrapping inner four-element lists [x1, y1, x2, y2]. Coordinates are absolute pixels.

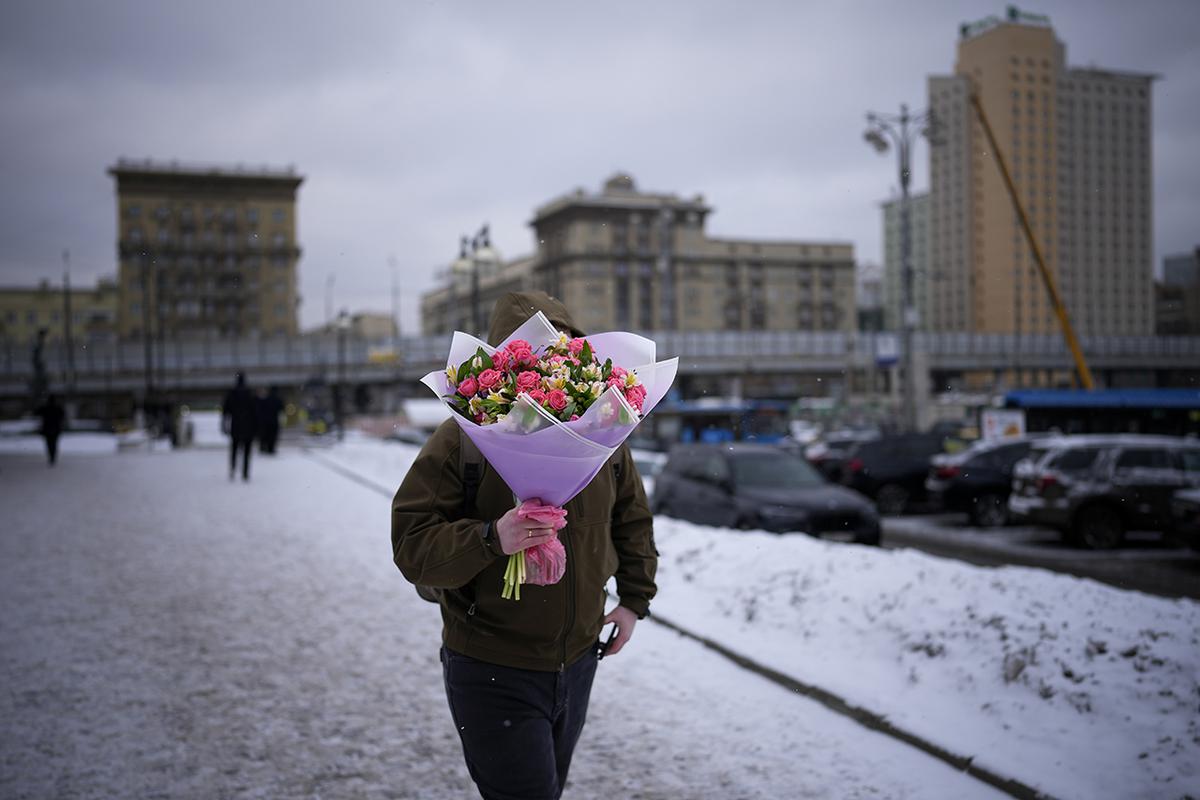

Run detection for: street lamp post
[[864, 103, 939, 433], [468, 223, 489, 337], [335, 308, 349, 441]]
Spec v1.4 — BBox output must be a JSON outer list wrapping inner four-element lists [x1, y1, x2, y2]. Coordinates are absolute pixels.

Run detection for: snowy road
[[0, 447, 1002, 799]]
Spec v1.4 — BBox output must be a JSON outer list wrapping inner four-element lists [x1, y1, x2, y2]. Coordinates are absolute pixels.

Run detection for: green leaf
[[477, 347, 494, 370], [580, 340, 593, 364], [602, 358, 613, 380]]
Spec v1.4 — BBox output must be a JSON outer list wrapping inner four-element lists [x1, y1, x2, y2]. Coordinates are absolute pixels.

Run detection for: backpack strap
[[458, 429, 486, 515]]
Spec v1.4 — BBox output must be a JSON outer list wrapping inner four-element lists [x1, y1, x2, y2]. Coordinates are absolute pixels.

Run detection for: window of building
[[246, 208, 259, 225]]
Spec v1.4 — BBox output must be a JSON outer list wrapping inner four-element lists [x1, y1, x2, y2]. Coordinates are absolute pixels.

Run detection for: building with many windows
[[1156, 248, 1200, 335], [0, 278, 119, 344], [927, 10, 1155, 336], [422, 175, 857, 336], [881, 192, 930, 332], [108, 159, 304, 341]]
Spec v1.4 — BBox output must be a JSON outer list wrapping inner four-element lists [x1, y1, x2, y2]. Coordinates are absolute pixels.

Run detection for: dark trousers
[[43, 434, 59, 465], [259, 426, 279, 454], [441, 646, 599, 800], [229, 437, 252, 480]]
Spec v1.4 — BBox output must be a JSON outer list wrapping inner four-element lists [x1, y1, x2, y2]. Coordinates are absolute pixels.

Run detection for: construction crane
[[968, 89, 1095, 390]]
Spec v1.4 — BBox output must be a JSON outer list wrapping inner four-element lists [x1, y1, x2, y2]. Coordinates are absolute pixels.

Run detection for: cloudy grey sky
[[2, 0, 1197, 331]]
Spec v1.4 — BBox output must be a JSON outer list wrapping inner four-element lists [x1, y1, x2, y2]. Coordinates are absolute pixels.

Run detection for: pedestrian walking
[[391, 291, 657, 800], [36, 394, 65, 466], [256, 386, 283, 454], [222, 373, 257, 481]]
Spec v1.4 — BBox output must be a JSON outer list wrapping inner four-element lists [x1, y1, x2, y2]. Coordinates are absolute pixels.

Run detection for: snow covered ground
[[1, 441, 1001, 800], [323, 437, 1200, 800], [0, 431, 119, 456]]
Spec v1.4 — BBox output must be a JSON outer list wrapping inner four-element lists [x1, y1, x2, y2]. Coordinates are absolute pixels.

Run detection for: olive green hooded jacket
[[391, 291, 658, 672]]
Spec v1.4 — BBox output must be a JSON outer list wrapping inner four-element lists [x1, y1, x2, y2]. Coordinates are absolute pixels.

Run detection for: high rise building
[[927, 9, 1155, 336], [108, 159, 304, 341], [881, 192, 930, 332]]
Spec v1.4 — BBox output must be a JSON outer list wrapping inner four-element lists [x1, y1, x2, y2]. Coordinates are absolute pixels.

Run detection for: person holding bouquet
[[391, 291, 658, 800]]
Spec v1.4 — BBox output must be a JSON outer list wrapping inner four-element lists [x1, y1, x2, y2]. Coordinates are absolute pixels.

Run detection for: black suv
[[840, 434, 947, 515], [1008, 435, 1200, 549], [925, 436, 1047, 527], [652, 443, 881, 544]]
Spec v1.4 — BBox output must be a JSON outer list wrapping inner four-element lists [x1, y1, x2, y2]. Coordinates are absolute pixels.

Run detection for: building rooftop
[[108, 158, 303, 183], [532, 173, 711, 223]]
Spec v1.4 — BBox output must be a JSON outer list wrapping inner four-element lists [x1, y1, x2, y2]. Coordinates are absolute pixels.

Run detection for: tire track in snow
[[307, 449, 1053, 800]]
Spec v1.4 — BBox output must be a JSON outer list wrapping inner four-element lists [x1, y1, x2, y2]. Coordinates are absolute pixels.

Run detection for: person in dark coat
[[222, 372, 258, 481], [36, 394, 65, 466], [256, 386, 284, 454], [392, 292, 657, 800]]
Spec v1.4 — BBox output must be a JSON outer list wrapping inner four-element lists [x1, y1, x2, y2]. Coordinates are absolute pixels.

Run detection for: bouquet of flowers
[[420, 310, 677, 600]]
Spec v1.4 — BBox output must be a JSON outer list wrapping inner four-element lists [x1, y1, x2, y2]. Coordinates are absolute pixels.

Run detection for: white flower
[[590, 382, 604, 398]]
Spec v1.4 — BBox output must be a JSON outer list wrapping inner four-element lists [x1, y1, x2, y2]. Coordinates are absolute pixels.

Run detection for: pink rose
[[527, 389, 546, 405], [457, 377, 478, 397], [624, 384, 646, 411], [547, 389, 568, 411], [505, 339, 534, 366], [477, 369, 502, 390], [609, 366, 628, 380], [516, 370, 540, 391], [491, 349, 510, 371], [568, 338, 588, 356], [569, 414, 579, 422]]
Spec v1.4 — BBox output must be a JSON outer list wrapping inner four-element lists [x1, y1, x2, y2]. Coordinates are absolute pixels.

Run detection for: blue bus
[[1003, 389, 1200, 437], [647, 399, 792, 445]]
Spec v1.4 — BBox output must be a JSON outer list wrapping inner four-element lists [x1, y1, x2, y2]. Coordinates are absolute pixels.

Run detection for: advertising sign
[[981, 408, 1026, 440]]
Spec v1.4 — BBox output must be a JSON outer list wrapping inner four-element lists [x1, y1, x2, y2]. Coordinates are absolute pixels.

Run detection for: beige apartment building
[[422, 175, 856, 336], [0, 278, 119, 344], [927, 10, 1155, 336], [108, 159, 304, 341]]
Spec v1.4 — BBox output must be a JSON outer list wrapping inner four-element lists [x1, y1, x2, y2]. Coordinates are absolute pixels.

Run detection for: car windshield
[[732, 452, 825, 488]]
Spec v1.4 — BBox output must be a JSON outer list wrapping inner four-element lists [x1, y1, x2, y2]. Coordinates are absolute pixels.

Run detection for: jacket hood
[[486, 291, 584, 346]]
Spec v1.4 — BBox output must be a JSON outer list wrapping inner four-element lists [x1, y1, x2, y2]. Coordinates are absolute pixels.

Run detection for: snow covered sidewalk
[[321, 436, 1200, 800], [1, 446, 998, 799]]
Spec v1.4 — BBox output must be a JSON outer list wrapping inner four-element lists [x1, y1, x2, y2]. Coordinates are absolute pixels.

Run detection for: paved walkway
[[0, 447, 1000, 799]]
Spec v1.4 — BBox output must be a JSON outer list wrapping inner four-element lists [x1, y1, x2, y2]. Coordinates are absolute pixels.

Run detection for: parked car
[[841, 434, 948, 515], [1008, 435, 1200, 549], [1169, 487, 1200, 550], [925, 435, 1049, 527], [652, 443, 880, 544], [631, 448, 668, 499], [802, 430, 880, 482]]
